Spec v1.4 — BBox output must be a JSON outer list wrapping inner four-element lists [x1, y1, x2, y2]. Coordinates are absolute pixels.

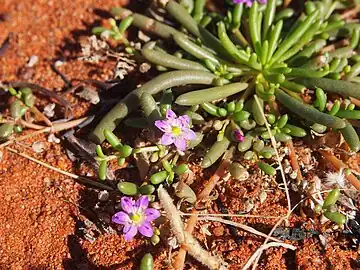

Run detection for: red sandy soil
[[0, 1, 359, 269]]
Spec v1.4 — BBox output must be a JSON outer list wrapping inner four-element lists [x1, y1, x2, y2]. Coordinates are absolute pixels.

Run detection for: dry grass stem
[[0, 117, 88, 149], [174, 152, 232, 270], [181, 212, 283, 219], [243, 242, 296, 270], [340, 5, 360, 19], [197, 216, 281, 242], [254, 95, 291, 213], [158, 186, 226, 270]]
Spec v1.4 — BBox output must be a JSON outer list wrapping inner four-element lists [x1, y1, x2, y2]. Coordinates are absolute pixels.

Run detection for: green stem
[[142, 48, 208, 71], [275, 89, 346, 129], [110, 7, 179, 39], [134, 146, 160, 154], [295, 77, 360, 99]]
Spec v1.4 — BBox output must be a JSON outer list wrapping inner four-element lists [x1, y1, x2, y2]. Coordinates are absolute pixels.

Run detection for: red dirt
[[0, 1, 359, 270]]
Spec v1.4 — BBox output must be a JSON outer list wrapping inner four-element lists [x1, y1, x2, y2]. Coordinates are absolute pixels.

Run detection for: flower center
[[172, 126, 181, 136], [130, 212, 143, 224]]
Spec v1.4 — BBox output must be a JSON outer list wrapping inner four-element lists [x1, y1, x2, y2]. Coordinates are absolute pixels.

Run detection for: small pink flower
[[233, 0, 267, 7], [233, 129, 245, 142], [112, 196, 160, 241], [155, 109, 196, 151]]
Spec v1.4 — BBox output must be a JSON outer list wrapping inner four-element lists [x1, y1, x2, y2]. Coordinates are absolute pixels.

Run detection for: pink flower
[[155, 109, 196, 151], [233, 0, 267, 7], [112, 196, 160, 241], [233, 129, 244, 142]]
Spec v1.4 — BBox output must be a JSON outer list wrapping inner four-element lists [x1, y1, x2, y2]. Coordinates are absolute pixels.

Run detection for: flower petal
[[166, 109, 177, 119], [123, 224, 138, 241], [245, 1, 253, 7], [161, 133, 174, 145], [135, 196, 149, 210], [138, 222, 154, 238], [178, 115, 190, 127], [155, 120, 172, 132], [121, 197, 134, 214], [145, 208, 161, 222], [234, 132, 244, 142], [174, 137, 187, 151], [183, 128, 196, 140], [112, 211, 130, 225]]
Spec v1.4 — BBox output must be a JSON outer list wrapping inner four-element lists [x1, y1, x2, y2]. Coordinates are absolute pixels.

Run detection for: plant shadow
[[55, 8, 113, 59]]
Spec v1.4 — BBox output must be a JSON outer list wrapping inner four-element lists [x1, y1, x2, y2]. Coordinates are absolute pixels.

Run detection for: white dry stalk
[[253, 95, 291, 214], [181, 212, 283, 219], [0, 117, 88, 149], [242, 242, 296, 270], [158, 185, 185, 243], [251, 95, 292, 269], [138, 30, 151, 43], [197, 217, 281, 243], [157, 186, 226, 270], [184, 231, 227, 270]]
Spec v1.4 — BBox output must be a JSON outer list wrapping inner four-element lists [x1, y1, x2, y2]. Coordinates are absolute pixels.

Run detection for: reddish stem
[[320, 150, 360, 191], [173, 158, 230, 269]]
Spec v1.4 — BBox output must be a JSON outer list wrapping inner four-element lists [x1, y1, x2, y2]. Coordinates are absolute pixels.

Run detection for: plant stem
[[0, 117, 88, 149]]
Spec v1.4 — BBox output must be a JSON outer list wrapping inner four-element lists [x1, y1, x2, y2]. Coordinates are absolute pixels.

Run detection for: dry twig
[[0, 117, 88, 149], [158, 186, 226, 270], [243, 242, 296, 270], [174, 152, 232, 270], [286, 140, 303, 184], [340, 5, 360, 19], [197, 217, 281, 242]]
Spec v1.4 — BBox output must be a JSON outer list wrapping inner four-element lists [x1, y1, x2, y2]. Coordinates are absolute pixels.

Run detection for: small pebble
[[43, 103, 55, 118], [76, 88, 100, 104], [98, 190, 109, 201], [54, 60, 64, 67], [43, 177, 54, 188], [213, 226, 224, 237], [139, 62, 151, 73], [48, 134, 60, 143], [259, 191, 267, 204], [26, 55, 39, 67], [318, 234, 327, 248], [32, 141, 45, 153], [138, 30, 150, 42]]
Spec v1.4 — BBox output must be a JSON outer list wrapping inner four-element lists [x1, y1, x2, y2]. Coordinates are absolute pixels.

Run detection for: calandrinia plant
[[91, 0, 359, 229]]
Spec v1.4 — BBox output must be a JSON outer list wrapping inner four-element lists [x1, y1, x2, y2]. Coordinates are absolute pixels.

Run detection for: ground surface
[[0, 0, 359, 269]]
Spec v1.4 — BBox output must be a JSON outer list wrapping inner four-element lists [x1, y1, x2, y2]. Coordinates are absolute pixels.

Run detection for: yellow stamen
[[131, 213, 143, 224], [172, 126, 181, 136]]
